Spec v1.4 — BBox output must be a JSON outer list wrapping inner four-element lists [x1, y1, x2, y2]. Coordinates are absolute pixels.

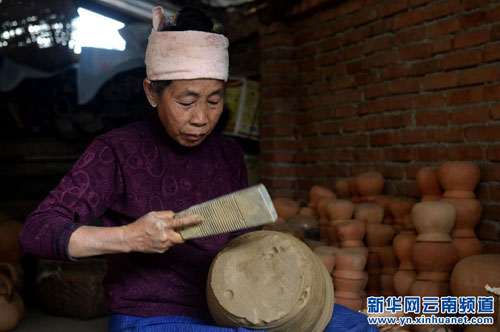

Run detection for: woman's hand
[[123, 211, 202, 253]]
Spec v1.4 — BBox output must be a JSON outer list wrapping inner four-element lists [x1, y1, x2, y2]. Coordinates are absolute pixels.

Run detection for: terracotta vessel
[[334, 248, 368, 279], [394, 270, 417, 296], [416, 167, 443, 201], [366, 252, 381, 274], [308, 185, 336, 208], [451, 237, 482, 260], [410, 280, 450, 297], [288, 215, 319, 239], [335, 179, 350, 199], [374, 195, 396, 224], [304, 239, 328, 251], [354, 203, 384, 224], [393, 231, 417, 270], [314, 246, 337, 274], [335, 295, 363, 311], [325, 199, 355, 221], [366, 224, 396, 248], [411, 201, 455, 242], [272, 197, 300, 221], [366, 274, 381, 296], [355, 171, 384, 200], [441, 198, 482, 238], [333, 276, 365, 293], [450, 254, 500, 296], [336, 220, 365, 248], [0, 275, 23, 331], [299, 207, 317, 218], [378, 246, 399, 275], [379, 274, 396, 295], [0, 215, 23, 262], [347, 177, 360, 199], [319, 224, 339, 246], [437, 161, 481, 199], [389, 197, 416, 226], [417, 326, 454, 332], [412, 242, 457, 281], [317, 197, 336, 224]]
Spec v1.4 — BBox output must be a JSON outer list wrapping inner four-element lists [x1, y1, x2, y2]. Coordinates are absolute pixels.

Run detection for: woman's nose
[[190, 105, 209, 127]]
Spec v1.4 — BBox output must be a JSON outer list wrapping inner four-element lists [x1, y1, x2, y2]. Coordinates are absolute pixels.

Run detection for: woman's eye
[[179, 102, 194, 107], [208, 100, 220, 105]]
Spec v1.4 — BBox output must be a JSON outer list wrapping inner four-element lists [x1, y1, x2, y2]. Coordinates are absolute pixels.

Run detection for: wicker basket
[[36, 258, 108, 319]]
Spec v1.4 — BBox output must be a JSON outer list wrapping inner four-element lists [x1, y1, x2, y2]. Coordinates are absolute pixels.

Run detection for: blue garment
[[109, 303, 379, 332]]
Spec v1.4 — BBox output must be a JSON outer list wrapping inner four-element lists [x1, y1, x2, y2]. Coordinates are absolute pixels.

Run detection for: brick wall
[[257, 0, 500, 250]]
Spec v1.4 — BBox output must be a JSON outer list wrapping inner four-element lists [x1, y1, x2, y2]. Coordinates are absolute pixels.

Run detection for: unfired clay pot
[[355, 171, 384, 200], [299, 207, 317, 218], [393, 231, 416, 270], [308, 185, 336, 208], [379, 274, 396, 295], [319, 224, 339, 246], [366, 224, 396, 248], [354, 203, 384, 224], [411, 202, 455, 242], [313, 246, 337, 274], [450, 254, 500, 297], [347, 177, 359, 199], [272, 197, 300, 221], [378, 246, 399, 275], [416, 167, 443, 201], [394, 270, 417, 296], [374, 195, 396, 223], [441, 197, 482, 238], [317, 198, 336, 224], [437, 161, 481, 199], [326, 200, 355, 221], [334, 179, 350, 199], [412, 242, 457, 281], [451, 237, 482, 260], [410, 280, 450, 297], [389, 197, 416, 225], [336, 220, 365, 248], [333, 248, 368, 279]]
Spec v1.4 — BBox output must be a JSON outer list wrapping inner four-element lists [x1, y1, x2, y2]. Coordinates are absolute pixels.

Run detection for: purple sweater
[[20, 113, 248, 319]]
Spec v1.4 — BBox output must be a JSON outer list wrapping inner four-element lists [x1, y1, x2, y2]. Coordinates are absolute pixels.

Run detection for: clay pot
[[374, 195, 395, 218], [450, 254, 500, 296], [354, 203, 384, 224], [314, 246, 337, 274], [334, 248, 368, 279], [378, 246, 399, 275], [347, 177, 359, 198], [389, 197, 416, 225], [412, 242, 457, 281], [272, 197, 300, 221], [333, 277, 365, 295], [319, 224, 338, 246], [366, 252, 381, 274], [437, 161, 481, 198], [394, 270, 417, 296], [335, 179, 350, 199], [416, 167, 443, 201], [441, 198, 482, 238], [451, 237, 482, 260], [0, 215, 23, 262], [317, 197, 336, 224], [288, 215, 319, 239], [336, 220, 365, 248], [411, 201, 455, 242], [0, 274, 23, 331], [410, 280, 450, 296], [308, 185, 336, 208], [379, 274, 396, 295], [325, 199, 355, 221], [366, 274, 381, 296], [393, 231, 417, 270], [366, 224, 395, 247], [299, 207, 317, 218], [355, 171, 384, 199], [303, 239, 328, 251]]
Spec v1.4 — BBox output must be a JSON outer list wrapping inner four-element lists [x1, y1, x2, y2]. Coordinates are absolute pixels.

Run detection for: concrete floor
[[13, 307, 108, 332]]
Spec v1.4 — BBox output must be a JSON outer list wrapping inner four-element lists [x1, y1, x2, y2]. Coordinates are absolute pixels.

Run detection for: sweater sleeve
[[19, 137, 123, 261]]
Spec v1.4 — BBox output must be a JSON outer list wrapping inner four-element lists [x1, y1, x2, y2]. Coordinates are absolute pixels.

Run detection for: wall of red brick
[[257, 0, 500, 250]]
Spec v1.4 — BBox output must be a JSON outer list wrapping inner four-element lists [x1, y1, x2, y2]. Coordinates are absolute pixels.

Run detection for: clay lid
[[207, 230, 334, 332]]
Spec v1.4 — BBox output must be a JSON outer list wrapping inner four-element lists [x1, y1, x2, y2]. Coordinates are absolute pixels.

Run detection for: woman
[[20, 6, 377, 332]]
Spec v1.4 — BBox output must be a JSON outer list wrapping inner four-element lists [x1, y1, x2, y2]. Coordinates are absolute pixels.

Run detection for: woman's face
[[145, 79, 224, 147]]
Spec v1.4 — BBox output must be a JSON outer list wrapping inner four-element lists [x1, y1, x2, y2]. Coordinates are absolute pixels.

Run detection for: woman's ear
[[143, 78, 157, 107]]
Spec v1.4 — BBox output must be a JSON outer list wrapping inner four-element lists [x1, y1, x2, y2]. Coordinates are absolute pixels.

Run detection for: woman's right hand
[[122, 211, 202, 253]]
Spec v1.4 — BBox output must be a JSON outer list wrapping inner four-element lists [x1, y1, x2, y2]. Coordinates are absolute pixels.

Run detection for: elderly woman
[[20, 6, 377, 332]]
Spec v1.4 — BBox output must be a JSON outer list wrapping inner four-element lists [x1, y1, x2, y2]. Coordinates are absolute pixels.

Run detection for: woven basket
[[36, 258, 108, 319]]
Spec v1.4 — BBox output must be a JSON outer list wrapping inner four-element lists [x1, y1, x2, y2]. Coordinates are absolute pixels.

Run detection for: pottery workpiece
[[411, 202, 455, 242], [272, 197, 300, 221], [326, 200, 355, 221], [308, 185, 336, 208], [207, 231, 334, 332], [355, 171, 384, 200], [334, 179, 350, 199], [416, 167, 443, 201], [354, 203, 384, 224], [441, 198, 482, 239], [437, 161, 481, 199], [336, 219, 365, 248]]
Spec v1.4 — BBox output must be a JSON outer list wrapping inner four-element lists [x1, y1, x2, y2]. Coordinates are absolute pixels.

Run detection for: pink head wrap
[[145, 7, 229, 81]]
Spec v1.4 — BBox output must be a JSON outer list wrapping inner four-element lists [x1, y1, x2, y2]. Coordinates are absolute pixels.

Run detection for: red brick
[[297, 123, 318, 136], [260, 34, 294, 48], [364, 36, 395, 54], [412, 94, 445, 109], [335, 107, 358, 118], [319, 0, 364, 21], [385, 148, 415, 161], [261, 178, 296, 190], [259, 165, 296, 177], [432, 37, 452, 54], [395, 28, 425, 45], [354, 72, 378, 86], [466, 125, 500, 141], [365, 113, 412, 130], [317, 36, 341, 53], [480, 165, 500, 180], [337, 45, 365, 62], [443, 50, 483, 70], [409, 59, 442, 76], [491, 104, 500, 119], [477, 221, 500, 241], [367, 19, 393, 37], [365, 83, 391, 99], [260, 125, 295, 137], [339, 29, 368, 47], [261, 61, 295, 73], [450, 106, 489, 124], [347, 59, 370, 74], [260, 152, 295, 162], [343, 118, 366, 132], [370, 132, 398, 146], [461, 11, 488, 29], [260, 100, 295, 112], [318, 122, 342, 134], [393, 10, 424, 30], [262, 112, 297, 124], [458, 66, 500, 86], [354, 149, 385, 162], [381, 65, 408, 80], [415, 147, 449, 161], [260, 139, 297, 150], [487, 146, 500, 160], [329, 76, 354, 90], [484, 85, 500, 101], [462, 0, 497, 10], [484, 43, 500, 62], [453, 30, 490, 49], [484, 206, 500, 223], [317, 90, 362, 106], [390, 78, 421, 94], [426, 128, 464, 142], [370, 51, 399, 67], [423, 0, 460, 21], [360, 96, 411, 114], [409, 0, 433, 6], [446, 87, 484, 105], [448, 145, 486, 160], [351, 8, 378, 28], [427, 18, 461, 38], [477, 184, 490, 201], [399, 43, 432, 60], [379, 0, 409, 17], [322, 65, 347, 79], [398, 129, 427, 144], [422, 73, 458, 91], [416, 110, 449, 125], [487, 7, 500, 23]]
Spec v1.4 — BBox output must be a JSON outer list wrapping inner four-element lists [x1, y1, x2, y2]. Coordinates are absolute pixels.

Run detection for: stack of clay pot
[[410, 202, 458, 297], [207, 231, 334, 332], [374, 195, 396, 225], [332, 247, 368, 311], [354, 171, 384, 203], [416, 167, 443, 202], [450, 254, 500, 332], [389, 197, 416, 234], [365, 223, 395, 297], [320, 199, 355, 247], [438, 161, 483, 260], [0, 214, 25, 331]]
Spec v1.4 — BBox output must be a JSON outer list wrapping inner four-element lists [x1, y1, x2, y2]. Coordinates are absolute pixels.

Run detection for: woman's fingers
[[168, 214, 203, 229]]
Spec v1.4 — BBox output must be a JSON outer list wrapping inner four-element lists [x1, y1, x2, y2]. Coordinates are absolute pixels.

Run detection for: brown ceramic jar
[[326, 199, 355, 221], [335, 179, 350, 199], [378, 246, 399, 275], [411, 201, 456, 242], [317, 197, 336, 224], [314, 246, 337, 274], [394, 270, 417, 296], [450, 254, 500, 296], [272, 197, 300, 221], [389, 197, 416, 226], [366, 224, 396, 248], [412, 242, 458, 281], [437, 161, 481, 199], [308, 185, 336, 208], [354, 203, 384, 224], [355, 171, 384, 200], [416, 167, 443, 201], [393, 231, 417, 270], [333, 248, 368, 279], [441, 197, 482, 239], [410, 280, 451, 297], [451, 237, 482, 260], [336, 219, 366, 248]]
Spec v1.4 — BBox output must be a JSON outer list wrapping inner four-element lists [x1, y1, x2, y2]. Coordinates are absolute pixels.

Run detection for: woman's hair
[[150, 7, 214, 96]]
